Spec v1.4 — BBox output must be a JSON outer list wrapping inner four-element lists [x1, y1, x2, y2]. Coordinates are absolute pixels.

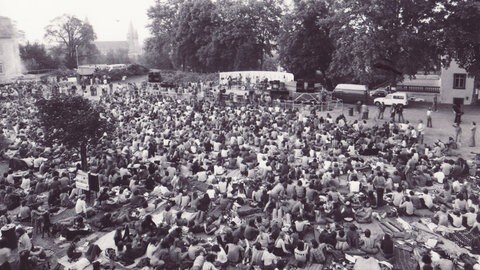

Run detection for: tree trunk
[[80, 143, 88, 171]]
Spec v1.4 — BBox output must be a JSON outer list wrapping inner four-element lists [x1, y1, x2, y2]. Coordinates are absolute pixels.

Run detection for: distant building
[[94, 41, 129, 56], [93, 22, 141, 63], [127, 22, 141, 61], [397, 60, 477, 105], [0, 16, 22, 83]]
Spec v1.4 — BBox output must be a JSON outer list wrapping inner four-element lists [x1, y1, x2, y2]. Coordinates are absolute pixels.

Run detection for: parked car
[[369, 88, 389, 98], [374, 92, 409, 107], [408, 96, 425, 102]]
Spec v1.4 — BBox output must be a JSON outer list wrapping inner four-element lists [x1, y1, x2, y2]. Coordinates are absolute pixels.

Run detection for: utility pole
[[76, 45, 79, 68]]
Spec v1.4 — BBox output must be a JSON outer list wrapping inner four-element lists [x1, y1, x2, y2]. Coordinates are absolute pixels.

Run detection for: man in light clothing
[[75, 194, 87, 216]]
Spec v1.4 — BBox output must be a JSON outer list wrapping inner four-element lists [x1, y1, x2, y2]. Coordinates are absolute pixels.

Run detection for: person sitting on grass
[[346, 224, 361, 250], [335, 230, 349, 251], [398, 196, 415, 216], [67, 237, 82, 261], [360, 229, 378, 254], [294, 241, 309, 268], [16, 201, 31, 222], [376, 234, 394, 260], [432, 205, 449, 226], [449, 210, 463, 228], [355, 201, 373, 223]]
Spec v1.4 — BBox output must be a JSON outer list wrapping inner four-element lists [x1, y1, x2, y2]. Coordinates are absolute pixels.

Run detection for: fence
[[137, 87, 346, 113], [396, 85, 440, 93]]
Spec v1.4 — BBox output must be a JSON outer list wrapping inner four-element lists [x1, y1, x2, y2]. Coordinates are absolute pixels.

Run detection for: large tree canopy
[[44, 15, 99, 68], [20, 42, 59, 72], [440, 0, 480, 78], [279, 0, 335, 88], [145, 0, 282, 72], [144, 0, 479, 87], [35, 96, 115, 170], [324, 0, 442, 85]]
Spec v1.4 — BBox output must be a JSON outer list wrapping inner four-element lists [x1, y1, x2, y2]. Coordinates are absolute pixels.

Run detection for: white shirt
[[349, 181, 360, 193], [433, 171, 445, 183], [217, 181, 228, 194], [464, 212, 477, 227], [75, 198, 87, 214], [422, 194, 434, 208], [417, 123, 425, 133], [450, 213, 463, 228], [20, 178, 31, 191], [207, 189, 216, 199]]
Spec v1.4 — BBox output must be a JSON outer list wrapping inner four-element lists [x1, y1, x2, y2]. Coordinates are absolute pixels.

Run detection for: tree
[[20, 42, 59, 71], [279, 0, 335, 88], [44, 15, 98, 68], [143, 34, 174, 69], [247, 0, 283, 69], [35, 96, 115, 170], [440, 0, 480, 77], [103, 48, 131, 65], [173, 0, 219, 72], [325, 0, 442, 85], [145, 0, 283, 72], [146, 0, 183, 69]]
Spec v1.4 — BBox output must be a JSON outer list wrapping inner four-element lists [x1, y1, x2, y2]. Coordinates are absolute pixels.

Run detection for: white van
[[374, 92, 409, 107]]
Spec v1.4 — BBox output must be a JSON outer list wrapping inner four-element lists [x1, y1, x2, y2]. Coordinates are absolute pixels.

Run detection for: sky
[[0, 0, 156, 44]]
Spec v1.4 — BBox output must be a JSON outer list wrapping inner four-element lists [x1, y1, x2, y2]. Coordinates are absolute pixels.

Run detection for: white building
[[397, 60, 477, 105], [0, 16, 22, 84], [439, 61, 476, 105]]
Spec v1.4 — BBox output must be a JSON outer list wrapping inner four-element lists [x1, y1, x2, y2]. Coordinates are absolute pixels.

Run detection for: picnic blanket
[[392, 246, 417, 270], [445, 230, 480, 248]]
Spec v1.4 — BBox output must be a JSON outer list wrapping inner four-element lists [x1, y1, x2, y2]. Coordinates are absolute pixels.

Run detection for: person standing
[[433, 94, 438, 111], [396, 105, 404, 123], [453, 104, 463, 124], [390, 105, 396, 122], [377, 103, 385, 120], [417, 120, 425, 144], [454, 123, 462, 143], [373, 171, 386, 207], [426, 107, 433, 128], [469, 122, 477, 147]]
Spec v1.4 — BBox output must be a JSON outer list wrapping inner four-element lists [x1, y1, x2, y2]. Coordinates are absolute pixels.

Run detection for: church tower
[[127, 21, 141, 61]]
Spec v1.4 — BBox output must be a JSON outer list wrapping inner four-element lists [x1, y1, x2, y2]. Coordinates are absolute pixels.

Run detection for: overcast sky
[[1, 0, 155, 44]]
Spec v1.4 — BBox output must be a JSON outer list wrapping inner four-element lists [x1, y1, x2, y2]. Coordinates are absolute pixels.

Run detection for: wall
[[440, 61, 475, 105], [0, 38, 22, 83]]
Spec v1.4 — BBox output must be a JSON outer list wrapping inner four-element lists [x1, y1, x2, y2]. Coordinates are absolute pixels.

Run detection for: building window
[[453, 73, 466, 89]]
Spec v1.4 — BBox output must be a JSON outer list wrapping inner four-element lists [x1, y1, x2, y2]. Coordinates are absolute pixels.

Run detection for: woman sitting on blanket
[[355, 201, 373, 223]]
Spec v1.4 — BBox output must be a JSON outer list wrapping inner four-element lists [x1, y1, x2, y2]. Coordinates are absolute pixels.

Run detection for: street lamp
[[75, 45, 79, 68]]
